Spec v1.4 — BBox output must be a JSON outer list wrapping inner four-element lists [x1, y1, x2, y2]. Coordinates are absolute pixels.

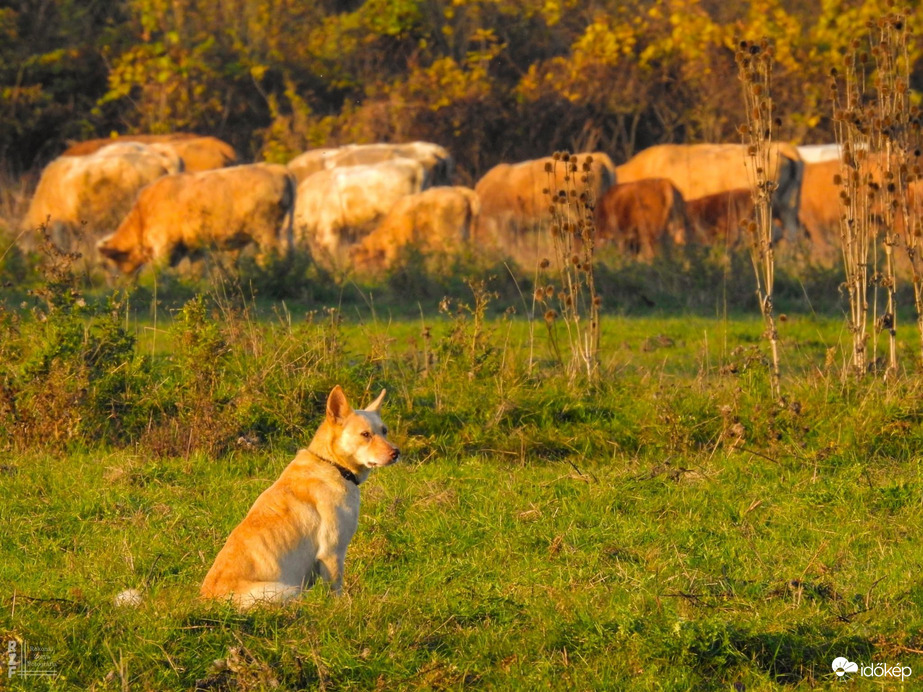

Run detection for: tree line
[[1, 0, 920, 181]]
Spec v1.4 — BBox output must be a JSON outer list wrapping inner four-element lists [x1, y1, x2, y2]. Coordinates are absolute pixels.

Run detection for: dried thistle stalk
[[538, 151, 602, 383], [736, 38, 782, 401]]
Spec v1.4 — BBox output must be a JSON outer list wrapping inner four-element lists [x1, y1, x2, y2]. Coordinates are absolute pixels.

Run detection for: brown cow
[[62, 133, 198, 156], [686, 189, 755, 248], [22, 142, 183, 255], [593, 179, 689, 259], [63, 134, 237, 172], [474, 152, 617, 265], [616, 143, 804, 241], [158, 136, 237, 172], [97, 164, 294, 273], [350, 186, 480, 272]]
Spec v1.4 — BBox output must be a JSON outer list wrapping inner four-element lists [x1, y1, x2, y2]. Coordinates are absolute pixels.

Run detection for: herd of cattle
[[17, 132, 919, 275]]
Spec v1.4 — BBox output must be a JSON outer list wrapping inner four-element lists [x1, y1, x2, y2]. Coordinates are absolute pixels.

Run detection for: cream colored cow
[[293, 158, 426, 266]]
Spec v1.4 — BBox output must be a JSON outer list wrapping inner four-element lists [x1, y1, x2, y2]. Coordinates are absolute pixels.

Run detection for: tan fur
[[797, 160, 841, 264], [201, 386, 399, 610], [285, 148, 339, 183], [686, 188, 756, 248], [22, 142, 183, 255], [473, 152, 617, 264], [62, 134, 237, 172], [330, 142, 454, 187], [97, 163, 295, 273], [350, 186, 480, 272], [616, 143, 804, 240], [594, 178, 689, 259], [798, 154, 912, 268], [154, 136, 237, 172], [61, 133, 199, 157]]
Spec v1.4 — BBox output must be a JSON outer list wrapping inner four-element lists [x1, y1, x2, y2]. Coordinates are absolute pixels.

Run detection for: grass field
[[2, 254, 923, 690]]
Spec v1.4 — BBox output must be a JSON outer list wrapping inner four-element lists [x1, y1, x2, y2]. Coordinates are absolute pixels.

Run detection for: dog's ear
[[326, 385, 352, 424], [364, 389, 387, 412]]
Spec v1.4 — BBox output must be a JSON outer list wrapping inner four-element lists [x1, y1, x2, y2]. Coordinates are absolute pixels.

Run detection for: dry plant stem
[[736, 40, 782, 401], [906, 175, 923, 362], [833, 48, 874, 377], [873, 17, 906, 378], [876, 10, 923, 368], [542, 153, 601, 383], [832, 11, 915, 377]]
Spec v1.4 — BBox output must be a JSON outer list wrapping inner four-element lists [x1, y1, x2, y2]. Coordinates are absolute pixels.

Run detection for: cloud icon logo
[[832, 657, 859, 677]]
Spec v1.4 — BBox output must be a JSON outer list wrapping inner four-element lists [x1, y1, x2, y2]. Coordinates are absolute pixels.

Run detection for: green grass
[[3, 296, 923, 689]]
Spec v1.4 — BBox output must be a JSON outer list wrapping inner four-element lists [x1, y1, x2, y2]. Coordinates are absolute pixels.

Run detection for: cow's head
[[97, 206, 149, 274]]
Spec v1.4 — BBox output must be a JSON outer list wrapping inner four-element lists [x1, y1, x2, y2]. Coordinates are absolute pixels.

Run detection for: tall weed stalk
[[736, 40, 782, 401], [873, 10, 923, 368], [832, 54, 875, 377], [832, 9, 916, 377], [536, 152, 602, 383]]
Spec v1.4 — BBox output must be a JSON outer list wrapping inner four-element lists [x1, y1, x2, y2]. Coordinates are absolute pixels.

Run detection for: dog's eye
[[361, 431, 372, 439], [382, 427, 388, 435]]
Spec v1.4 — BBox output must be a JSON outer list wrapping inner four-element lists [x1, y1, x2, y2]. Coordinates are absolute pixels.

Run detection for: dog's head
[[326, 385, 400, 469]]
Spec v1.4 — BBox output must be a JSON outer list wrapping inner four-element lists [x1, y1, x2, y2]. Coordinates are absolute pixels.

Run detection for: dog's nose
[[390, 447, 400, 462]]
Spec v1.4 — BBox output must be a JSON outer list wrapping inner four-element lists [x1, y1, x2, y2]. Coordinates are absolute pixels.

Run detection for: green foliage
[[3, 0, 922, 175], [0, 1, 120, 168], [4, 261, 923, 687], [0, 236, 142, 450], [4, 318, 923, 686]]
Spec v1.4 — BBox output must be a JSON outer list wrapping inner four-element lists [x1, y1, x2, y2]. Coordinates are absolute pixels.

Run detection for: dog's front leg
[[316, 552, 345, 594]]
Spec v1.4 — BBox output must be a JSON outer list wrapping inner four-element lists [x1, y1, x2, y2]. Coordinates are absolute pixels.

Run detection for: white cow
[[287, 141, 453, 187], [293, 158, 426, 266], [796, 144, 842, 164]]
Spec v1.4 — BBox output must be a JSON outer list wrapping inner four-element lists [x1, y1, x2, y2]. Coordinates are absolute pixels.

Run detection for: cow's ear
[[364, 389, 386, 412], [326, 385, 351, 424], [97, 237, 127, 261]]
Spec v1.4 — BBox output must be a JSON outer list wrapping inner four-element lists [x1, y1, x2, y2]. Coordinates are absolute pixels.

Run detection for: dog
[[200, 385, 399, 609]]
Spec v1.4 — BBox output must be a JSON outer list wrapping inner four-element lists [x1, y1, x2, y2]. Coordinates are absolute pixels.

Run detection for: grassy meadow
[[2, 247, 923, 690]]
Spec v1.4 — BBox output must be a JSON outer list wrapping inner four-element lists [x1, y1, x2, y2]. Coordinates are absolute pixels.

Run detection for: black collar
[[312, 452, 359, 486]]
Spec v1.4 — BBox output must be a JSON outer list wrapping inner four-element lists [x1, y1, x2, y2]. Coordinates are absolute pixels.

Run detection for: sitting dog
[[201, 385, 399, 609]]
